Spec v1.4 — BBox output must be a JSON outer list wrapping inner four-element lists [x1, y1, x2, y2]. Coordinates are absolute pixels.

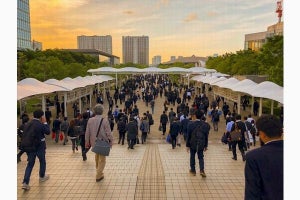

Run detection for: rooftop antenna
[[276, 0, 283, 23]]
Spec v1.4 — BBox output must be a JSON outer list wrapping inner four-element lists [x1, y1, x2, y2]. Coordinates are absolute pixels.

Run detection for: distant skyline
[[30, 0, 279, 63]]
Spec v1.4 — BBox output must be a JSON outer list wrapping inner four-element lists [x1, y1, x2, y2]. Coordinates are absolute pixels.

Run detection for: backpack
[[74, 125, 84, 136], [250, 125, 256, 135], [20, 121, 40, 152], [212, 110, 219, 121], [190, 124, 206, 151], [230, 123, 241, 141], [113, 110, 119, 118]]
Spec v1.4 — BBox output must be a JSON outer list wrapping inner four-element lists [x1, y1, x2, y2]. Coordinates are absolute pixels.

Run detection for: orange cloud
[[123, 10, 134, 15], [183, 13, 198, 22]]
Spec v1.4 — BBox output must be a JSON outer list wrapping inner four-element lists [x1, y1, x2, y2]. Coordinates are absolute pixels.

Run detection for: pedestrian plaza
[[17, 89, 256, 199]]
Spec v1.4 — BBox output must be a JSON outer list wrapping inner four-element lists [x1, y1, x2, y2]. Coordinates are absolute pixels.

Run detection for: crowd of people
[[17, 73, 283, 199]]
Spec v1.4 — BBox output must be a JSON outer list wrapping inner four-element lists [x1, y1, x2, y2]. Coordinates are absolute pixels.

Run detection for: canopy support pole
[[259, 97, 263, 116], [64, 93, 67, 117], [42, 95, 46, 114], [271, 100, 274, 115]]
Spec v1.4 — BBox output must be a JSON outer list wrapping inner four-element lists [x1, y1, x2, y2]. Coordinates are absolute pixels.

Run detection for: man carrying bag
[[85, 104, 114, 182]]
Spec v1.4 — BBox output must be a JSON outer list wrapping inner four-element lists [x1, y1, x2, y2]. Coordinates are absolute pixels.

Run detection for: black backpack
[[190, 124, 206, 151], [20, 121, 40, 152], [118, 120, 126, 132], [212, 110, 219, 121]]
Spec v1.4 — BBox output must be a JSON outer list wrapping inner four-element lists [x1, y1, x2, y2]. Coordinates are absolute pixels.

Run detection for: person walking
[[253, 99, 259, 116], [150, 99, 155, 114], [45, 107, 52, 125], [67, 119, 79, 153], [17, 114, 30, 163], [117, 116, 127, 145], [244, 114, 283, 200], [230, 114, 246, 161], [21, 109, 51, 190], [52, 115, 62, 143], [146, 110, 154, 133], [186, 109, 210, 177], [160, 111, 169, 135], [80, 112, 89, 161], [169, 117, 181, 149], [85, 104, 113, 182], [140, 115, 150, 144], [60, 117, 69, 145], [126, 116, 138, 149]]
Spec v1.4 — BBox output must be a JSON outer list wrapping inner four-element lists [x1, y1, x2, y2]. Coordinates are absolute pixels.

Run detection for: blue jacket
[[244, 140, 283, 200]]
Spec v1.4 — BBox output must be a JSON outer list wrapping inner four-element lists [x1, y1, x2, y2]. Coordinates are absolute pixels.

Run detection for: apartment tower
[[122, 36, 149, 65], [77, 35, 112, 54]]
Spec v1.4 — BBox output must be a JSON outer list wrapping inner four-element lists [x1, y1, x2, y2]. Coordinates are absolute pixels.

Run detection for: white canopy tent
[[87, 66, 217, 87], [191, 75, 283, 116], [18, 75, 114, 116]]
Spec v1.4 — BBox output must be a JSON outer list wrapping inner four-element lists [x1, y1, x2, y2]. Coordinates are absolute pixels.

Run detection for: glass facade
[[17, 0, 32, 50]]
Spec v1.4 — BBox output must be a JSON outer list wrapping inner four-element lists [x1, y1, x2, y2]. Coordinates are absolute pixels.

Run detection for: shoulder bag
[[91, 118, 111, 156], [230, 123, 241, 142]]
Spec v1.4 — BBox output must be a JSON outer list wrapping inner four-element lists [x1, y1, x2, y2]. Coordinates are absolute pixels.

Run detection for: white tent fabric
[[18, 78, 69, 100], [207, 77, 227, 85], [18, 75, 115, 101], [227, 79, 258, 93], [87, 66, 216, 75], [213, 77, 240, 89], [244, 81, 283, 104]]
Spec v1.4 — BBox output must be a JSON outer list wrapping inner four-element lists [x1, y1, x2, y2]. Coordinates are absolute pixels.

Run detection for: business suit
[[244, 140, 283, 200]]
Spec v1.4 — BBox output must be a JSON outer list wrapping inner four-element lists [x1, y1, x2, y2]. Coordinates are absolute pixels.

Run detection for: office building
[[122, 36, 149, 65], [17, 0, 32, 50], [77, 35, 112, 54]]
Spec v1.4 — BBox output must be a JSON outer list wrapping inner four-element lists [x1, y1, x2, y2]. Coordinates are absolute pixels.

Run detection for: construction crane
[[276, 0, 283, 23]]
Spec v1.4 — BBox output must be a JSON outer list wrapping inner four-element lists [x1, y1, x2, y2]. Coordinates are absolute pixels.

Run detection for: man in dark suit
[[186, 109, 210, 177], [244, 114, 283, 200], [22, 109, 51, 190]]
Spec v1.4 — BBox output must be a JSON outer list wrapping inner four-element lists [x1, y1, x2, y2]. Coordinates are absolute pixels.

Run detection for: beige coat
[[85, 115, 113, 147]]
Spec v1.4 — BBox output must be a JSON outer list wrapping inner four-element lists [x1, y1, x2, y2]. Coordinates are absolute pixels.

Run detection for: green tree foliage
[[206, 35, 283, 86], [17, 49, 106, 81]]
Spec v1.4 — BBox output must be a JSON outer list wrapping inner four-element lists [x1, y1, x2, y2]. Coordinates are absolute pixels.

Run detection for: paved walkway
[[17, 89, 258, 199]]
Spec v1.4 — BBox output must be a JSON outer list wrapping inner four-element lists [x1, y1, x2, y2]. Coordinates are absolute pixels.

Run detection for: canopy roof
[[87, 66, 216, 75], [18, 75, 114, 100], [192, 75, 283, 104]]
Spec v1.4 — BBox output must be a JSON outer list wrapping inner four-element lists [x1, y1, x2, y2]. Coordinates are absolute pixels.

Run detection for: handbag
[[166, 134, 171, 144], [159, 124, 162, 131], [91, 118, 111, 156], [59, 132, 64, 141]]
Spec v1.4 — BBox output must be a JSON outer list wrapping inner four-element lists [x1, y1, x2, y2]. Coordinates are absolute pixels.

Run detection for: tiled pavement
[[17, 89, 257, 199]]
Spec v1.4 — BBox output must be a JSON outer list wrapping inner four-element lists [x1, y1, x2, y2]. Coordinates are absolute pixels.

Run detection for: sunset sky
[[29, 0, 279, 63]]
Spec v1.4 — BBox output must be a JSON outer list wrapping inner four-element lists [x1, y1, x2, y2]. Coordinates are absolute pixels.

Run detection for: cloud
[[207, 11, 218, 17], [183, 13, 198, 22], [160, 0, 169, 6], [123, 10, 134, 15]]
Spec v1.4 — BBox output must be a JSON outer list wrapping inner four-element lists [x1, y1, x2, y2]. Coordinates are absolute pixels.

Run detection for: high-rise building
[[77, 35, 112, 54], [17, 0, 32, 50], [122, 36, 149, 65], [32, 40, 42, 51], [152, 55, 161, 66]]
